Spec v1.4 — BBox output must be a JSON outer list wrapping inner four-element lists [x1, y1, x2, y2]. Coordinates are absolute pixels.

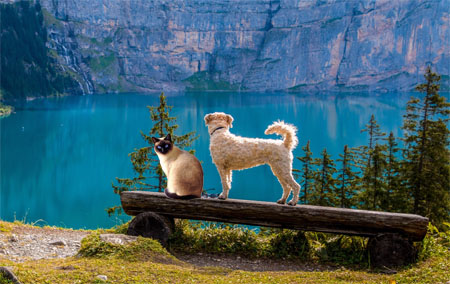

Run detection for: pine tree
[[401, 67, 450, 225], [311, 148, 337, 207], [296, 141, 314, 204], [356, 115, 386, 210], [108, 92, 198, 215], [336, 145, 359, 208], [382, 132, 404, 212], [361, 114, 386, 155]]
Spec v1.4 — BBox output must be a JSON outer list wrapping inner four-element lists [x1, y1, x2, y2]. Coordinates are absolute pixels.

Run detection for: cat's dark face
[[152, 134, 173, 155]]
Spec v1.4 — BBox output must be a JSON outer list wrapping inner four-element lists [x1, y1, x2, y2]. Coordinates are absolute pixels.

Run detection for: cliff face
[[39, 0, 449, 93]]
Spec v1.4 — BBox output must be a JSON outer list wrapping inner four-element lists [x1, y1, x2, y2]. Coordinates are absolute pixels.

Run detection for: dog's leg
[[279, 161, 301, 206], [277, 181, 291, 205], [286, 176, 301, 206], [270, 165, 291, 204], [218, 168, 232, 200]]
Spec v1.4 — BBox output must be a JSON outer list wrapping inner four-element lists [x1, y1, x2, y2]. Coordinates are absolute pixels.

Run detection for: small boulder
[[99, 234, 137, 245], [96, 275, 108, 281], [49, 240, 67, 246]]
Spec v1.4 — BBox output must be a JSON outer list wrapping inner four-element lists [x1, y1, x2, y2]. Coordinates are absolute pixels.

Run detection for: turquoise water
[[1, 92, 413, 229]]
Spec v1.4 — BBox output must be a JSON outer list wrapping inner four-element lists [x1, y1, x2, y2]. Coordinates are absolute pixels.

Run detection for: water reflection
[[1, 92, 416, 229]]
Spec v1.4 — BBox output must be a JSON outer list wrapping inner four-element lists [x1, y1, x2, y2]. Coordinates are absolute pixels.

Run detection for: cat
[[152, 134, 203, 199]]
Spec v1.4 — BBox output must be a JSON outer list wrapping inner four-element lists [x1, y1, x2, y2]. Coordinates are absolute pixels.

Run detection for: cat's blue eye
[[157, 146, 161, 149], [165, 145, 169, 148]]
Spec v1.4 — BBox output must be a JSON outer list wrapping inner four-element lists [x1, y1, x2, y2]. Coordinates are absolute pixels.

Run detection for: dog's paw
[[277, 199, 286, 204], [218, 193, 227, 200], [287, 200, 297, 206]]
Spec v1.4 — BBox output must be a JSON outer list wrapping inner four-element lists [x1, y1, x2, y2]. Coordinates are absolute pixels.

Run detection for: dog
[[204, 112, 301, 206]]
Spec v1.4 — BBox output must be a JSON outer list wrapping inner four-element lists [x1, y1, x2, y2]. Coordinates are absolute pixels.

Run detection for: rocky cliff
[[37, 0, 449, 93]]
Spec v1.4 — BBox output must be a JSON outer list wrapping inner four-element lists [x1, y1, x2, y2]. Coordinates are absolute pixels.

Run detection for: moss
[[183, 71, 239, 91], [0, 221, 449, 283], [78, 233, 178, 264], [42, 8, 63, 29], [89, 54, 116, 73]]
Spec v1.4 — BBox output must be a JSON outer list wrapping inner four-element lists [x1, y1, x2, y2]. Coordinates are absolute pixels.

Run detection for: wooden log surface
[[120, 191, 429, 241]]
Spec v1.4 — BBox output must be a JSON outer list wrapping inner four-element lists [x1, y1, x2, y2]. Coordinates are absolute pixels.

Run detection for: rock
[[37, 0, 448, 93], [99, 234, 137, 245], [8, 235, 18, 242], [0, 266, 22, 284], [49, 240, 67, 246], [96, 275, 108, 281]]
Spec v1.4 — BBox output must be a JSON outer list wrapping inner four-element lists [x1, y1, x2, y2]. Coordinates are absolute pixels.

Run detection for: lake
[[1, 92, 416, 229]]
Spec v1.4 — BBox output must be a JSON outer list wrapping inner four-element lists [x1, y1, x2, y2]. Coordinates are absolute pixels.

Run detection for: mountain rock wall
[[38, 0, 450, 93]]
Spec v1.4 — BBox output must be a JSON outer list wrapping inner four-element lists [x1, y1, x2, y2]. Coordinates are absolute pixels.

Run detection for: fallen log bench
[[120, 191, 429, 267]]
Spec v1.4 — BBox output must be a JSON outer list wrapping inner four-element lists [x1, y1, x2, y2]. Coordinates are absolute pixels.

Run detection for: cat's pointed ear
[[164, 134, 172, 142], [151, 137, 160, 144]]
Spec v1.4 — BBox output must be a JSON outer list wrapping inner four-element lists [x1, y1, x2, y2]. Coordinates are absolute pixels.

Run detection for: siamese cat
[[152, 134, 203, 199]]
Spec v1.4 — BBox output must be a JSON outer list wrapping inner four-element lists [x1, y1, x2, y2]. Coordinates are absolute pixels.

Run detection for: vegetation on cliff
[[0, 1, 77, 101]]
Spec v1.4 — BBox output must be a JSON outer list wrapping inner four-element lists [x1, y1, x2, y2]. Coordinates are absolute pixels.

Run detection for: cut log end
[[368, 234, 417, 268], [127, 212, 174, 248]]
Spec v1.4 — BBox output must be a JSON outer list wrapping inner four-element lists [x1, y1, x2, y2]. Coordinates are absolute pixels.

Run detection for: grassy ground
[[0, 221, 449, 284]]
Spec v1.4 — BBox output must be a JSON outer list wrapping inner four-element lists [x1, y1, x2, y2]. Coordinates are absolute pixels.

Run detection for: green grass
[[0, 220, 449, 283]]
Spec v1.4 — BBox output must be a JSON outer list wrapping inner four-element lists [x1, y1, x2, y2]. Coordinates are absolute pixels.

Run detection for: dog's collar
[[210, 126, 226, 136]]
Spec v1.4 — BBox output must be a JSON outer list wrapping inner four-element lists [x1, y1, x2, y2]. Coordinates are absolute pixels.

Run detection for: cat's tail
[[264, 121, 298, 150]]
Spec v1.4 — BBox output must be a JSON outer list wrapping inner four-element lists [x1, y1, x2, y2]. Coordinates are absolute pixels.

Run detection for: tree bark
[[121, 191, 428, 241]]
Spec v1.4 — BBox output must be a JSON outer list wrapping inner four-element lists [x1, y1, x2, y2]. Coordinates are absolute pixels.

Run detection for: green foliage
[[336, 145, 359, 208], [109, 92, 197, 215], [401, 67, 450, 226], [170, 220, 311, 260], [169, 220, 262, 258], [296, 140, 314, 204], [310, 233, 368, 266], [294, 67, 449, 227], [311, 148, 337, 206], [0, 274, 15, 284], [183, 71, 240, 91], [417, 223, 450, 261], [0, 103, 13, 117], [78, 233, 174, 262], [268, 230, 310, 259], [0, 1, 77, 101], [89, 54, 116, 72]]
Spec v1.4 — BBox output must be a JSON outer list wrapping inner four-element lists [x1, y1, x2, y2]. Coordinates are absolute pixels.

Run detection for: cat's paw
[[287, 200, 297, 206], [277, 199, 286, 204]]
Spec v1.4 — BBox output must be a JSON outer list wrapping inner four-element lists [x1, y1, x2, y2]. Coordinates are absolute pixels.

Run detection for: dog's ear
[[226, 114, 234, 128], [204, 113, 212, 125], [151, 137, 160, 144]]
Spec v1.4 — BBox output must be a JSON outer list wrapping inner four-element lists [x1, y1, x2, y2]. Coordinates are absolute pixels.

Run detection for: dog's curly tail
[[264, 121, 298, 150]]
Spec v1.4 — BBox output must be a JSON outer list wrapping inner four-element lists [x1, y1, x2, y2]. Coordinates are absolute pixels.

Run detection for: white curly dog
[[204, 112, 301, 206]]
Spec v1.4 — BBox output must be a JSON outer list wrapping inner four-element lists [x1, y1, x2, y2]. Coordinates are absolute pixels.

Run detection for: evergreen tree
[[108, 93, 198, 215], [382, 132, 404, 212], [336, 145, 359, 208], [296, 141, 314, 204], [311, 148, 337, 207], [401, 67, 450, 225], [361, 114, 386, 155], [356, 115, 386, 210], [369, 144, 387, 210]]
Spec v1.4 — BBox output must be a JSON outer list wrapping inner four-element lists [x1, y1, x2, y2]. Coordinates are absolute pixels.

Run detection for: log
[[127, 212, 174, 248], [120, 191, 429, 241]]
